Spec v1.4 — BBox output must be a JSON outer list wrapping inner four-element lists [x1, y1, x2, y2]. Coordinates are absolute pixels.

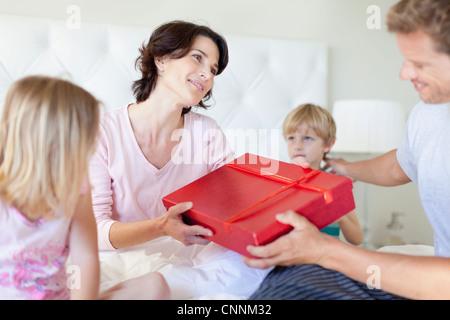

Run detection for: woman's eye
[[193, 54, 201, 62], [211, 68, 217, 76]]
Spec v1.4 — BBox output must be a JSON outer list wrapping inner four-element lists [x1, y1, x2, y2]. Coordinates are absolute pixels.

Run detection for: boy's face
[[286, 124, 333, 170]]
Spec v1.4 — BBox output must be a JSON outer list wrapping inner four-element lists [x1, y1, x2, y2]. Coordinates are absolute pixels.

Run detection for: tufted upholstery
[[0, 14, 328, 162]]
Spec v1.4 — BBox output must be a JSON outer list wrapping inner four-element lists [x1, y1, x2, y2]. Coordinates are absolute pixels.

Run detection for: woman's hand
[[161, 202, 213, 246]]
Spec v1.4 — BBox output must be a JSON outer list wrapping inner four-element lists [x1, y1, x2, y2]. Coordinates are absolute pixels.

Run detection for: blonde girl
[[0, 75, 100, 299], [0, 76, 170, 299], [0, 76, 170, 300]]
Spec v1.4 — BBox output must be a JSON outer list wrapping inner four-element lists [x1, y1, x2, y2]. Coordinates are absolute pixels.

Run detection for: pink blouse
[[89, 106, 234, 250]]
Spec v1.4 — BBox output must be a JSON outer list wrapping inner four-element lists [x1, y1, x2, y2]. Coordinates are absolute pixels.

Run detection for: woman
[[90, 20, 234, 251]]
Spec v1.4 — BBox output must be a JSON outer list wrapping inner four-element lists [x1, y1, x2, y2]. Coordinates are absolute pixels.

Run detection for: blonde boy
[[282, 103, 363, 245]]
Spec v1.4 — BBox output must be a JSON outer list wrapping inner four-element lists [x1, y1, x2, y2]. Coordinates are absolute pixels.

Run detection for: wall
[[0, 0, 433, 246], [0, 0, 420, 112]]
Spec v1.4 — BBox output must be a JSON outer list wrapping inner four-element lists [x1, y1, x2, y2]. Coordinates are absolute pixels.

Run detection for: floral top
[[0, 204, 71, 299]]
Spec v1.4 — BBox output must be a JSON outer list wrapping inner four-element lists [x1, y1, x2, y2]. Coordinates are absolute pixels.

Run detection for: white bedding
[[377, 244, 434, 256], [99, 236, 272, 300], [99, 238, 435, 300]]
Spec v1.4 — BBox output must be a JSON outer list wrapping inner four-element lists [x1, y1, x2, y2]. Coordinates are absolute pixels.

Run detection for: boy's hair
[[387, 0, 450, 56], [0, 76, 100, 220], [282, 103, 336, 146]]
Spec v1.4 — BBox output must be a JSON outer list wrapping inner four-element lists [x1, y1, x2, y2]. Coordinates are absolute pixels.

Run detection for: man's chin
[[419, 92, 450, 104]]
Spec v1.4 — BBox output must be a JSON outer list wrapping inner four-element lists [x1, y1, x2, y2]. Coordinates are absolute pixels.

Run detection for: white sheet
[[99, 238, 436, 300], [377, 244, 434, 256], [99, 236, 272, 299]]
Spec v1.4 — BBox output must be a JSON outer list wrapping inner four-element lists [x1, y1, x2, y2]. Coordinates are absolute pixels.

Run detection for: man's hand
[[323, 156, 350, 177], [243, 210, 329, 269]]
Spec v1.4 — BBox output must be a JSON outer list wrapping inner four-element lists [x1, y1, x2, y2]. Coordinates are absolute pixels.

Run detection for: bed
[[0, 14, 432, 300]]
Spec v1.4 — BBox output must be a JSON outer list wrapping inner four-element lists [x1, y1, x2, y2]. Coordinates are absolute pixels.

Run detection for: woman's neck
[[128, 93, 186, 143], [127, 89, 189, 169]]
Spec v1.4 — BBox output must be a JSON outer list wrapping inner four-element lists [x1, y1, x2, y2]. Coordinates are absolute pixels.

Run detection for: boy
[[282, 103, 363, 245]]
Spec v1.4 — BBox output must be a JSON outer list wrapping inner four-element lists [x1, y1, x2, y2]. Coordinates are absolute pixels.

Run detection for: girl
[[0, 76, 169, 300], [90, 21, 234, 251], [0, 75, 101, 299]]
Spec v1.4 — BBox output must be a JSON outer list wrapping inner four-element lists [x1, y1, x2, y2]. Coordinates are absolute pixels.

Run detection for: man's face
[[396, 30, 450, 104]]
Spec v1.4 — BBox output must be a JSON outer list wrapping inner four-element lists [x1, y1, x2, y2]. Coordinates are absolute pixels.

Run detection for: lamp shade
[[332, 100, 406, 153]]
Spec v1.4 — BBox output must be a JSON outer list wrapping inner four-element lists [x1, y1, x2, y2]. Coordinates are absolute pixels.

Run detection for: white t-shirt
[[397, 101, 450, 257], [89, 106, 234, 250]]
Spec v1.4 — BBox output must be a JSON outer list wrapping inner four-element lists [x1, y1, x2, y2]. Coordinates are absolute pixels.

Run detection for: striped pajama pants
[[249, 264, 407, 300]]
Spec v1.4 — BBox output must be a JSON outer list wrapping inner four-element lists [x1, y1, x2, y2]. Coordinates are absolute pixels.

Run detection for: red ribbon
[[224, 162, 333, 233]]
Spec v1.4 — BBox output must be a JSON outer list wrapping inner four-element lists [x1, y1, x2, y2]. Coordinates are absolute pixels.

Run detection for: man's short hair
[[387, 0, 450, 55]]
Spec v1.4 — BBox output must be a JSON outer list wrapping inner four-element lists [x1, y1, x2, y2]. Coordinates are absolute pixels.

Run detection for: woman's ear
[[154, 55, 168, 73]]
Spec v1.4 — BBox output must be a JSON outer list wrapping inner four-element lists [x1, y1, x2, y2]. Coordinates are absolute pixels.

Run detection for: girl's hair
[[0, 75, 100, 220], [387, 0, 450, 55], [132, 20, 229, 114], [282, 103, 336, 146]]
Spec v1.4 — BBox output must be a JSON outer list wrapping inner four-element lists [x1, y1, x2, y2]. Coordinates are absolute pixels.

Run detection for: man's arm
[[322, 234, 450, 299], [244, 211, 450, 300], [326, 149, 411, 186]]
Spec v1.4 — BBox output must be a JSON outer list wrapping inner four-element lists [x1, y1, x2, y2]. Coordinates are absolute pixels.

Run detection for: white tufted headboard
[[0, 14, 328, 162]]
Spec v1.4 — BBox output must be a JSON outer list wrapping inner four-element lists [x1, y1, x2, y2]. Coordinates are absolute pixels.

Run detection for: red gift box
[[162, 153, 355, 257]]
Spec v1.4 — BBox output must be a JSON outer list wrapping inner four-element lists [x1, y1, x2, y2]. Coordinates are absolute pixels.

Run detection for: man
[[245, 0, 450, 299]]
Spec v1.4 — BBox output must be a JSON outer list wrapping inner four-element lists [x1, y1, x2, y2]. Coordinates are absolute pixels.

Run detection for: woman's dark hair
[[132, 20, 229, 114]]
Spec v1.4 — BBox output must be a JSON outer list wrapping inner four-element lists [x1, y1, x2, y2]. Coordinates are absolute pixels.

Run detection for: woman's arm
[[108, 202, 213, 249], [69, 190, 100, 300]]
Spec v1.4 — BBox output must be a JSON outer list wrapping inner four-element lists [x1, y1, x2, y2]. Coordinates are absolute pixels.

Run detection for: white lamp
[[332, 100, 406, 153], [331, 99, 406, 247]]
